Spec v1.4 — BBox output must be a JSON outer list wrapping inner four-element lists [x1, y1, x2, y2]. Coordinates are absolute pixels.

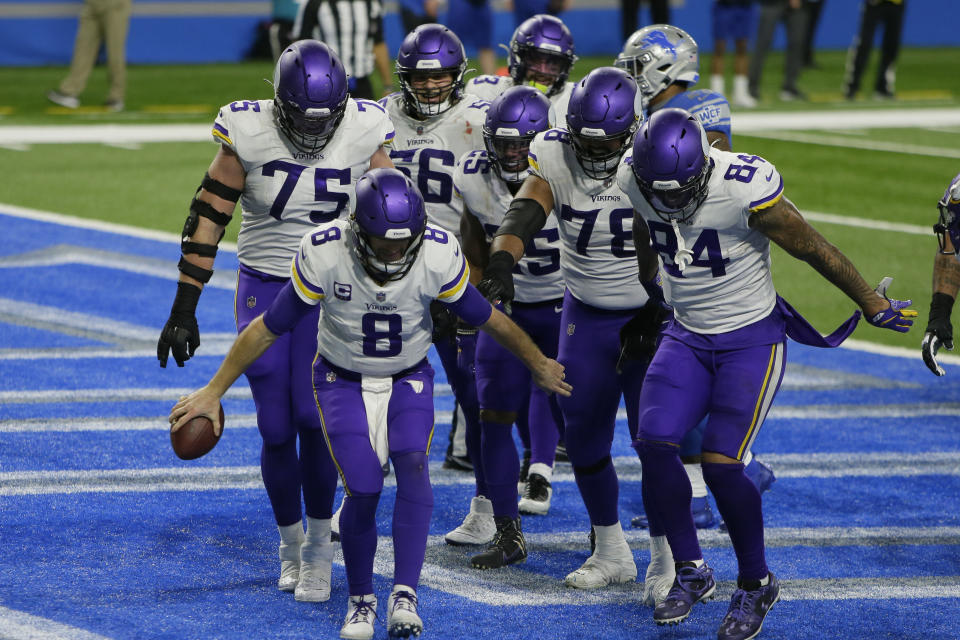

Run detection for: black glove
[[158, 282, 202, 368], [430, 300, 457, 346], [477, 250, 516, 309], [922, 292, 954, 376], [616, 299, 672, 374]]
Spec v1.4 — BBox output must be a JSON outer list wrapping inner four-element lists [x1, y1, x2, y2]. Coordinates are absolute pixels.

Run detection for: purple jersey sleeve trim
[[749, 176, 784, 211], [263, 281, 315, 336], [442, 284, 493, 327], [438, 256, 468, 298]]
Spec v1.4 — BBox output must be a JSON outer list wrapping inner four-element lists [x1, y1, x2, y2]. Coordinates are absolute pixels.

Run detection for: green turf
[[2, 47, 957, 348], [1, 47, 957, 124]]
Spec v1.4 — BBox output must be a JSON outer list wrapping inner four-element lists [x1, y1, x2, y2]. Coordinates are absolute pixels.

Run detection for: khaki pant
[[58, 0, 132, 103]]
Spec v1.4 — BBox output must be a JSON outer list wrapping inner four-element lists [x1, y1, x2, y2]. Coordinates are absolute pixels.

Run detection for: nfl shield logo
[[326, 372, 337, 383], [246, 296, 256, 308], [567, 322, 576, 336], [376, 292, 386, 302], [416, 125, 424, 135]]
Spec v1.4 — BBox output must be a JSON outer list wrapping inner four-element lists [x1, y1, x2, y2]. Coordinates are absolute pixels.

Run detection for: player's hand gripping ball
[[170, 404, 224, 460]]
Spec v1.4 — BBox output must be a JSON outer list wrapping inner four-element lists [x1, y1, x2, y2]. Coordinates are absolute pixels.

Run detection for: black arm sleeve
[[495, 198, 547, 248]]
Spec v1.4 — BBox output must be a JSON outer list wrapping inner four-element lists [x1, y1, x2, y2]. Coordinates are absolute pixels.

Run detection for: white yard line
[[2, 452, 958, 495], [0, 606, 111, 640]]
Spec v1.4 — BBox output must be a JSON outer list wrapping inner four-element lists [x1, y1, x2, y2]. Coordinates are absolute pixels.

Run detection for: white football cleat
[[295, 539, 334, 602], [564, 546, 637, 590], [340, 594, 377, 640], [444, 496, 496, 546], [387, 585, 423, 638], [642, 535, 676, 607]]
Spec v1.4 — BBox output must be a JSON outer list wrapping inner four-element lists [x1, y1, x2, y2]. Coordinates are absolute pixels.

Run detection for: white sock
[[593, 522, 628, 555], [649, 535, 673, 564], [710, 74, 724, 95], [527, 462, 553, 482], [734, 74, 749, 97], [279, 521, 305, 546], [742, 450, 753, 467], [684, 463, 707, 498], [305, 516, 331, 544]]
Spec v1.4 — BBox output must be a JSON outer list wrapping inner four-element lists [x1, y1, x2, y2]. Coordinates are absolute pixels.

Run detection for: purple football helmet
[[351, 168, 428, 282], [935, 172, 960, 254], [631, 107, 712, 224], [483, 86, 551, 184], [396, 24, 468, 117], [508, 14, 577, 98], [566, 67, 642, 180], [273, 40, 349, 153]]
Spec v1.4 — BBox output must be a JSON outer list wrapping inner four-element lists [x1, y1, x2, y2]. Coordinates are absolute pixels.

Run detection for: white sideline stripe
[[0, 606, 110, 640], [803, 210, 931, 235], [3, 452, 958, 494], [4, 109, 960, 145], [745, 131, 960, 158], [0, 203, 237, 252]]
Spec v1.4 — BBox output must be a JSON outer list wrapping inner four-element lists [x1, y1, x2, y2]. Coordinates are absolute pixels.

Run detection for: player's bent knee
[[635, 439, 681, 460], [701, 450, 740, 464], [572, 454, 612, 476]]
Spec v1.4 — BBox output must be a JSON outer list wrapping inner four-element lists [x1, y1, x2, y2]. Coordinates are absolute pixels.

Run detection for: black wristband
[[929, 292, 955, 323], [171, 281, 202, 317]]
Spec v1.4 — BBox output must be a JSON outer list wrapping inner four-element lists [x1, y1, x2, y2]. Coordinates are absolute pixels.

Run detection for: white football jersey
[[528, 129, 647, 310], [212, 98, 394, 277], [453, 149, 564, 303], [380, 93, 489, 237], [617, 147, 783, 334], [465, 75, 573, 128], [289, 219, 471, 375]]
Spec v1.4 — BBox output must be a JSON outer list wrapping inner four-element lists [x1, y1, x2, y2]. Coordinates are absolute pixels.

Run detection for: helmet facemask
[[275, 96, 347, 153], [636, 158, 712, 224], [569, 124, 637, 181], [398, 66, 466, 117], [512, 45, 574, 97], [351, 217, 426, 282]]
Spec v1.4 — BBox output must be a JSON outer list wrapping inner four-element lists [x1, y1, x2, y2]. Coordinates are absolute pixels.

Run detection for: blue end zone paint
[[1, 207, 958, 639]]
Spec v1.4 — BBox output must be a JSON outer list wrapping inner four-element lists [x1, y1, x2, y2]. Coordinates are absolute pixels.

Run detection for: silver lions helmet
[[615, 24, 699, 109]]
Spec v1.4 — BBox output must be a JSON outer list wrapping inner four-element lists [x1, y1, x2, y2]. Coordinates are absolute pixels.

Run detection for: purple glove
[[866, 277, 917, 333]]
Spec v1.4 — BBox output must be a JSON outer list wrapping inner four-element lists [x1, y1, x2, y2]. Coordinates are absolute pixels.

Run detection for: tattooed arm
[[748, 196, 890, 318]]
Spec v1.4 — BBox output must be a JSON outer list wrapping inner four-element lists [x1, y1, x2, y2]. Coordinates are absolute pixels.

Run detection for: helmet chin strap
[[670, 218, 694, 272]]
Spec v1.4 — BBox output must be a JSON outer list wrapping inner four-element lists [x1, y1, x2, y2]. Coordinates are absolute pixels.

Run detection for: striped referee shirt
[[293, 0, 385, 81]]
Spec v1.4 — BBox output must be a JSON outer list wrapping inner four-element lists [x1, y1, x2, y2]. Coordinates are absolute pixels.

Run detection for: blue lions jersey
[[655, 89, 732, 147]]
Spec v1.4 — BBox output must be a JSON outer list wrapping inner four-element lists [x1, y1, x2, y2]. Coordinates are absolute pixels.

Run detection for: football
[[171, 404, 224, 460]]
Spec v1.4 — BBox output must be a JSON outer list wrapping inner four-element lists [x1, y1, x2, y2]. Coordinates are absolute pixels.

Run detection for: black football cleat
[[471, 516, 527, 569]]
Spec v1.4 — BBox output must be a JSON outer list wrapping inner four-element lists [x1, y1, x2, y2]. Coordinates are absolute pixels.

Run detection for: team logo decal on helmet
[[616, 24, 699, 109], [351, 168, 428, 282], [508, 14, 577, 98], [273, 40, 349, 153], [565, 67, 643, 180], [483, 86, 551, 184], [631, 107, 713, 224], [396, 24, 468, 117]]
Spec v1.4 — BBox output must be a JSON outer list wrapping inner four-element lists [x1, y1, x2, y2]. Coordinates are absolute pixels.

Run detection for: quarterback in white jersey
[[465, 14, 577, 128], [157, 41, 394, 605], [623, 108, 915, 638], [479, 68, 651, 590], [169, 169, 570, 639]]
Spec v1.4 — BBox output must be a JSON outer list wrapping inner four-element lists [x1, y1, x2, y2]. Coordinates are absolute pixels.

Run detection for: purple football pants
[[312, 357, 436, 595], [474, 300, 564, 518], [637, 336, 786, 581], [236, 267, 337, 527], [557, 291, 647, 527]]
